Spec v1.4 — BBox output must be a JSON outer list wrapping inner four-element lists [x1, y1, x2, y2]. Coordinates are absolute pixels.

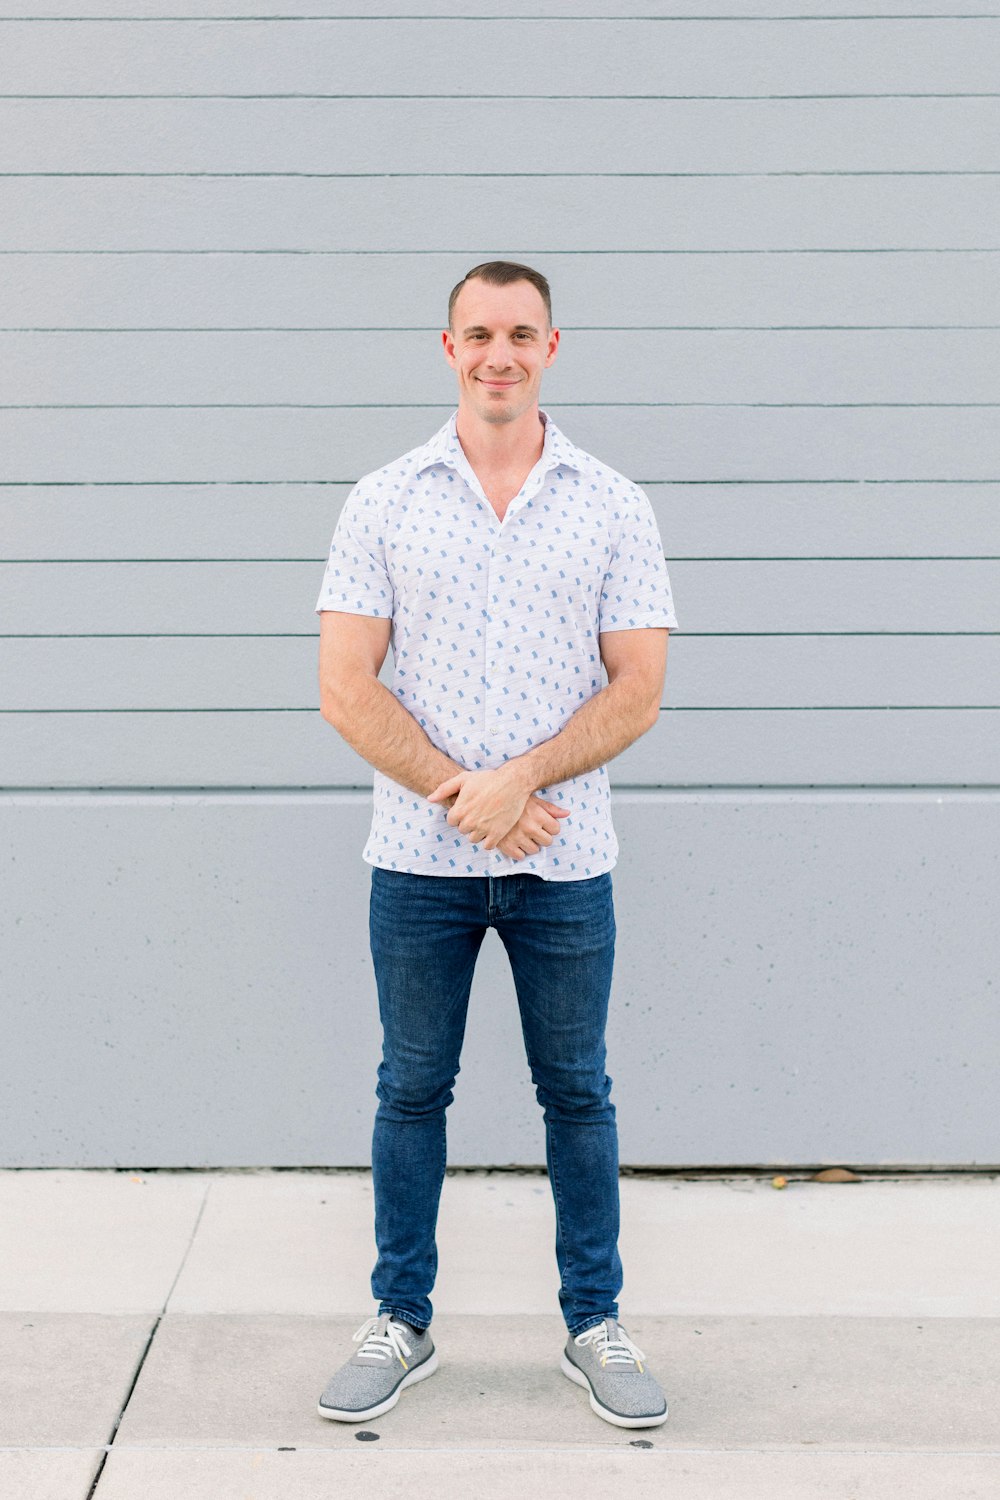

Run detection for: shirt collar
[[413, 409, 584, 479]]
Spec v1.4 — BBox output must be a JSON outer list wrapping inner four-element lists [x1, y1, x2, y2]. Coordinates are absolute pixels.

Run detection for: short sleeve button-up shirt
[[315, 409, 678, 880]]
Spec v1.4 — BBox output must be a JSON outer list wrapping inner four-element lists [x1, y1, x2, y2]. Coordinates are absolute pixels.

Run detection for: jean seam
[[547, 1122, 577, 1321], [437, 1110, 447, 1301]]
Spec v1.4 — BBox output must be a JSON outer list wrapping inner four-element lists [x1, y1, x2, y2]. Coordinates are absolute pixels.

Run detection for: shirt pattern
[[315, 409, 678, 879]]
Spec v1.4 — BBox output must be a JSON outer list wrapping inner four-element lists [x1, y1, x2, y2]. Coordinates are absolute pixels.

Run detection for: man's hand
[[428, 765, 540, 850], [496, 795, 571, 861], [431, 774, 570, 858]]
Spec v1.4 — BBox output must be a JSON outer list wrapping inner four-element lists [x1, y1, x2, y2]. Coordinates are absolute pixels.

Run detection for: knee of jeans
[[376, 1060, 458, 1118], [531, 1064, 614, 1119]]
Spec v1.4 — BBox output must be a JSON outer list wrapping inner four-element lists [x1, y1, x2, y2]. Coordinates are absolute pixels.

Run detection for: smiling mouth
[[476, 378, 521, 389]]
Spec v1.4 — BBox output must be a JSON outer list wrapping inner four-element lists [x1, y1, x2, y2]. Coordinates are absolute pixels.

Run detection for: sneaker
[[317, 1311, 438, 1422], [561, 1317, 668, 1429]]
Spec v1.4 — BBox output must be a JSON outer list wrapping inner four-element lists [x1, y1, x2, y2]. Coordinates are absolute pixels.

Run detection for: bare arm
[[318, 610, 568, 857], [318, 611, 464, 797], [428, 627, 669, 848], [510, 626, 668, 792]]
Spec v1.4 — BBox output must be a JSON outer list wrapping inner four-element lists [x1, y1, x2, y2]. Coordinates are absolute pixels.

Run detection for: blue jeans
[[368, 865, 622, 1337]]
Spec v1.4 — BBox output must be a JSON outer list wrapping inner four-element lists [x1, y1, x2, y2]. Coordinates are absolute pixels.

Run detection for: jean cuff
[[567, 1313, 616, 1338], [378, 1304, 430, 1332]]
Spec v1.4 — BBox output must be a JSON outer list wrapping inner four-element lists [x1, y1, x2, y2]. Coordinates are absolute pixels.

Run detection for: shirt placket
[[488, 493, 553, 777], [484, 537, 503, 753], [444, 442, 550, 768]]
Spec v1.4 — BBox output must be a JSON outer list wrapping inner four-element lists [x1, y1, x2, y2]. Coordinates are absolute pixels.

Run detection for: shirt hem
[[362, 851, 617, 881]]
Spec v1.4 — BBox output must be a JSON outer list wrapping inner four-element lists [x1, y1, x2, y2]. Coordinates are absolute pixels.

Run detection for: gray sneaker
[[561, 1317, 668, 1429], [317, 1312, 438, 1422]]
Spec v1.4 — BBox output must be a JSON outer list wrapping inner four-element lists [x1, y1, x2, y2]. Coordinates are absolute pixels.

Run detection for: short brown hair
[[448, 260, 552, 330]]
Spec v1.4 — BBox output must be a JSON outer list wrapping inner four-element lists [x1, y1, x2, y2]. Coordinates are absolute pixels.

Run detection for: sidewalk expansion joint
[[83, 1178, 214, 1498]]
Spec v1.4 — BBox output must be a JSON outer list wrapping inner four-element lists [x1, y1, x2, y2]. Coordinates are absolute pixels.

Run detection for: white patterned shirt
[[315, 409, 678, 879]]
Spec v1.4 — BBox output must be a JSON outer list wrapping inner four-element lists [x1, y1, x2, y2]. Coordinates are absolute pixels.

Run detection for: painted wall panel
[[1, 2, 989, 17], [6, 98, 1000, 175], [4, 560, 996, 635], [3, 406, 1000, 483], [7, 329, 1000, 406], [2, 711, 997, 792], [5, 252, 999, 329], [4, 176, 996, 252], [4, 18, 998, 95], [3, 792, 997, 1167], [5, 483, 1000, 561], [4, 635, 998, 712]]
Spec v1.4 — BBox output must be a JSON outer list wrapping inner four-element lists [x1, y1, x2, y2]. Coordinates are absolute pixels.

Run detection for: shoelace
[[352, 1314, 413, 1369], [574, 1320, 646, 1374]]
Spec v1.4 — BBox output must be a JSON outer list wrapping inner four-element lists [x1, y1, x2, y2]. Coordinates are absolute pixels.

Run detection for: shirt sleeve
[[598, 485, 679, 632], [314, 481, 394, 617]]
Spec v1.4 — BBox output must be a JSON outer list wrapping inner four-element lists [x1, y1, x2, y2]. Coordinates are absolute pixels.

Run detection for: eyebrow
[[461, 323, 541, 336]]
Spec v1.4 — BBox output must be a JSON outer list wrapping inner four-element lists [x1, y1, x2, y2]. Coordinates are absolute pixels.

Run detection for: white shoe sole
[[560, 1352, 669, 1429], [317, 1349, 439, 1423]]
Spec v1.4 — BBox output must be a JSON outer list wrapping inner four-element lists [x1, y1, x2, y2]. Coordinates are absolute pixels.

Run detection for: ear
[[442, 328, 458, 368], [544, 327, 560, 368]]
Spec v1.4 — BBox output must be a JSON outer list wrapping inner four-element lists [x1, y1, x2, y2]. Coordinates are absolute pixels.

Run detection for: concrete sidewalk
[[2, 1168, 999, 1499]]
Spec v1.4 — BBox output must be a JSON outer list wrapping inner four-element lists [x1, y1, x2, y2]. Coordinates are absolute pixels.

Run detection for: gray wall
[[2, 1, 998, 1167]]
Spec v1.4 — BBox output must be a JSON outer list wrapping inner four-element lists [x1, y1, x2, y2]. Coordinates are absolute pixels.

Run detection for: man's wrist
[[421, 758, 465, 799], [502, 752, 544, 802]]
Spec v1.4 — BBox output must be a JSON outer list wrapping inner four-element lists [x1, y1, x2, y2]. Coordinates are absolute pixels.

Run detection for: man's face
[[443, 278, 559, 426]]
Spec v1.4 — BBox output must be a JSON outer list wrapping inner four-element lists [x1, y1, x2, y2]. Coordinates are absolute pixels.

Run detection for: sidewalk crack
[[84, 1177, 215, 1498]]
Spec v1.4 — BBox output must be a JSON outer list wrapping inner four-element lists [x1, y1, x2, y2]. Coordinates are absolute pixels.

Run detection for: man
[[313, 261, 678, 1430]]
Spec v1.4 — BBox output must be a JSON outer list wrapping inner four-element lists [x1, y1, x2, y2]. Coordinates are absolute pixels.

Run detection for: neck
[[454, 403, 545, 475]]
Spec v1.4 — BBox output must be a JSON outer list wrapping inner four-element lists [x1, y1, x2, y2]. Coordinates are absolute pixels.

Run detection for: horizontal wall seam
[[7, 402, 1000, 410], [5, 170, 1000, 178], [6, 92, 1000, 100], [4, 787, 999, 803], [4, 14, 999, 23], [4, 631, 998, 638], [10, 327, 1000, 334], [7, 325, 1000, 332], [6, 560, 997, 567], [3, 706, 997, 714], [6, 477, 1000, 486], [4, 477, 1000, 487], [5, 249, 1000, 256]]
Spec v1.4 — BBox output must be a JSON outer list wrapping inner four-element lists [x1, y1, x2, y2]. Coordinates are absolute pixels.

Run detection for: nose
[[485, 338, 514, 368]]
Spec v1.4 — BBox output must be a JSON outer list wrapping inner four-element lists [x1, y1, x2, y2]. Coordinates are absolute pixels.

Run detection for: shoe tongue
[[603, 1319, 638, 1362], [355, 1313, 394, 1361]]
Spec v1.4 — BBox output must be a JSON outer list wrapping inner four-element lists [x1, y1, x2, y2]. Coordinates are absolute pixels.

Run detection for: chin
[[479, 407, 522, 425]]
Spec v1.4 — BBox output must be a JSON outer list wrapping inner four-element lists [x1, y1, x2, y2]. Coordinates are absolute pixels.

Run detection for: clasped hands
[[427, 765, 569, 862]]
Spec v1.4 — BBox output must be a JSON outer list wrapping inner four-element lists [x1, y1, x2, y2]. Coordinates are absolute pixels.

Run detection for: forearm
[[505, 674, 659, 800], [323, 674, 464, 800]]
